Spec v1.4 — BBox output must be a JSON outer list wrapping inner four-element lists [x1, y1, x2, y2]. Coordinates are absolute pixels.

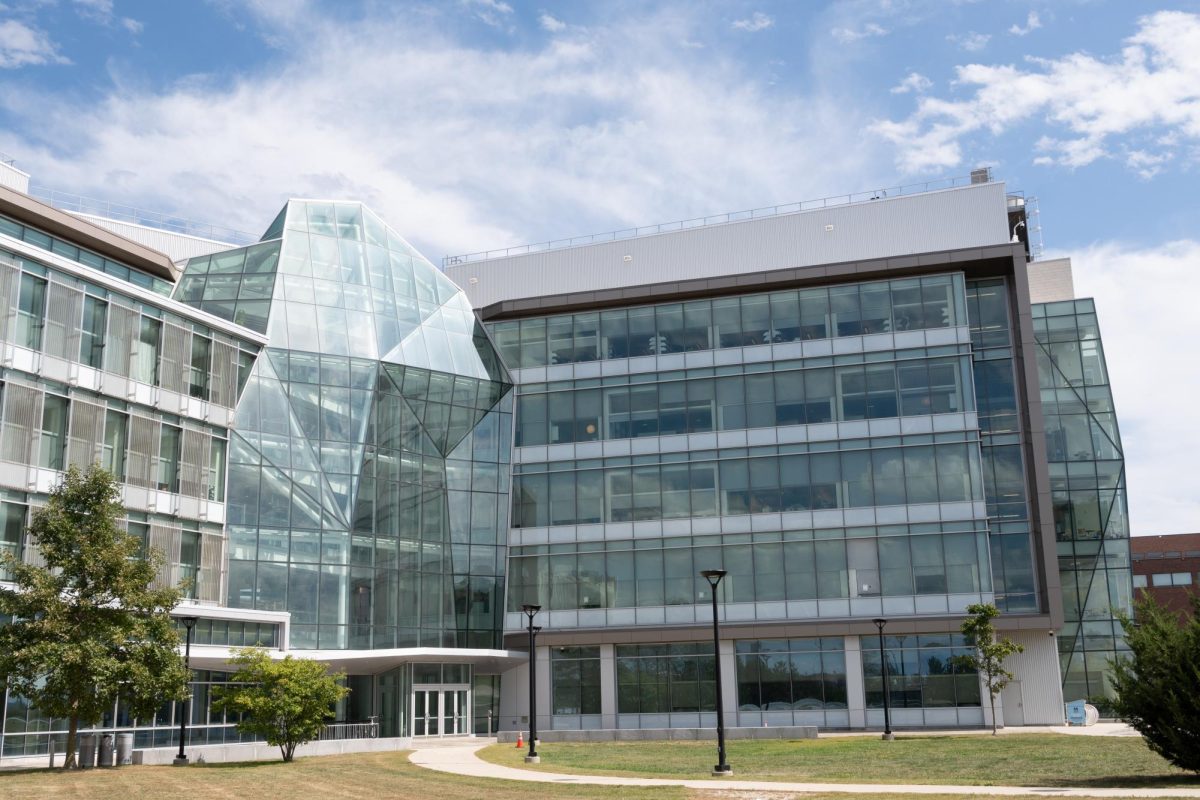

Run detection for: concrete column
[[844, 635, 867, 729], [599, 643, 617, 729], [536, 645, 552, 735]]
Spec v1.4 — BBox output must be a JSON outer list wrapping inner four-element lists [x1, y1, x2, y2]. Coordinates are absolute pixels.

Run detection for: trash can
[[116, 733, 134, 766], [77, 733, 98, 768], [98, 733, 115, 767]]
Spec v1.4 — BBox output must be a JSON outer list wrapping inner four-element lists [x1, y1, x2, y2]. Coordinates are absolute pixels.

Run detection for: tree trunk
[[283, 742, 295, 762], [990, 692, 998, 735], [64, 714, 79, 769]]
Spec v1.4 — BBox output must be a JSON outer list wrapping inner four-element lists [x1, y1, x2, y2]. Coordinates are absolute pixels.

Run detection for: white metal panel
[[447, 183, 1011, 308], [71, 214, 235, 261], [1002, 629, 1066, 725]]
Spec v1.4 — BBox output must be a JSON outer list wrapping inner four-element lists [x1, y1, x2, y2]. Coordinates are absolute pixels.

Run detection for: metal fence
[[318, 719, 380, 740]]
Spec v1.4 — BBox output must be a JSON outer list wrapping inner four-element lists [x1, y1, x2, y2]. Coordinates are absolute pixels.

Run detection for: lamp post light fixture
[[700, 569, 732, 776], [521, 604, 542, 763], [872, 618, 894, 741], [173, 616, 199, 765]]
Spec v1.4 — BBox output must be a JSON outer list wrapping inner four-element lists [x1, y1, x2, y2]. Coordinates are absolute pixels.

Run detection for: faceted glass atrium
[[174, 201, 513, 651]]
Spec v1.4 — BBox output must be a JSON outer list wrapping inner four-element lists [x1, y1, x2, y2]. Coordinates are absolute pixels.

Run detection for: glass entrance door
[[412, 685, 470, 736]]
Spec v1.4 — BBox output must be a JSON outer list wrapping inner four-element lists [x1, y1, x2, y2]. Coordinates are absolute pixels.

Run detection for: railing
[[28, 185, 258, 246], [443, 173, 992, 266], [319, 719, 380, 740]]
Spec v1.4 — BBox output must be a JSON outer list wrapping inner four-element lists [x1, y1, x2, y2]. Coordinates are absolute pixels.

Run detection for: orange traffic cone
[[516, 731, 524, 748]]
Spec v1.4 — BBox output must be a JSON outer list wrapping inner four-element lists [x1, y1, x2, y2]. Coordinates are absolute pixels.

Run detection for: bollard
[[116, 733, 134, 766], [98, 733, 115, 767], [78, 733, 98, 769]]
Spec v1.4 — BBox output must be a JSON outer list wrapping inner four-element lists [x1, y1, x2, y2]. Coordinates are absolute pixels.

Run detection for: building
[[447, 175, 1131, 733], [1132, 533, 1200, 620], [0, 157, 1132, 760]]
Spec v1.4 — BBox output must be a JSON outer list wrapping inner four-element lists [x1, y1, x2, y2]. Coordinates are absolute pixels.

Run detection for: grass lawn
[[479, 734, 1200, 788], [0, 749, 1168, 800]]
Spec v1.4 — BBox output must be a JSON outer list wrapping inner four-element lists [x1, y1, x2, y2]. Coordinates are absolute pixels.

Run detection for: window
[[551, 646, 601, 716], [158, 424, 181, 492], [80, 296, 108, 368], [102, 409, 128, 478], [15, 273, 47, 350], [1150, 572, 1192, 587], [209, 436, 227, 502], [135, 317, 162, 385], [616, 643, 715, 714], [735, 638, 847, 711], [38, 394, 68, 470], [1132, 574, 1147, 588], [862, 633, 979, 709], [189, 335, 212, 399]]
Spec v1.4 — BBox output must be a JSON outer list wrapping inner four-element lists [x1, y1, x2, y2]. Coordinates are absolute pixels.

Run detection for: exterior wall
[[1132, 532, 1200, 620], [1033, 298, 1131, 701], [449, 183, 1011, 308], [173, 200, 516, 662], [1027, 258, 1075, 304], [483, 183, 1079, 732], [1000, 630, 1066, 725]]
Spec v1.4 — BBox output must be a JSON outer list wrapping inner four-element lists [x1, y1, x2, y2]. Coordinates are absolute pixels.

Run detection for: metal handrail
[[28, 185, 257, 246], [443, 173, 990, 266]]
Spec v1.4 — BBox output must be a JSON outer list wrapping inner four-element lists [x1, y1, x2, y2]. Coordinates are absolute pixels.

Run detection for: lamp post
[[521, 604, 542, 763], [700, 569, 731, 776], [173, 616, 198, 765], [872, 618, 894, 741]]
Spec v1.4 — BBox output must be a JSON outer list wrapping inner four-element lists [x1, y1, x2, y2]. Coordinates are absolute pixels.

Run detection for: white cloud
[[121, 17, 144, 35], [831, 22, 888, 44], [947, 31, 990, 52], [0, 6, 879, 260], [1057, 240, 1200, 536], [0, 19, 69, 69], [732, 12, 773, 33], [875, 11, 1200, 174], [1009, 11, 1041, 37], [538, 13, 565, 33], [464, 0, 513, 28], [890, 72, 931, 94]]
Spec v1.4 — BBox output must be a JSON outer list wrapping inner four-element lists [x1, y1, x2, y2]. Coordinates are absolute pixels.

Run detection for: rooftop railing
[[442, 172, 992, 267], [29, 186, 258, 247]]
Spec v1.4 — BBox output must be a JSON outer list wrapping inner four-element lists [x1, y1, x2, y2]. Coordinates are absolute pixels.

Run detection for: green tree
[[1111, 595, 1200, 772], [0, 465, 190, 768], [953, 602, 1024, 735], [213, 647, 349, 762]]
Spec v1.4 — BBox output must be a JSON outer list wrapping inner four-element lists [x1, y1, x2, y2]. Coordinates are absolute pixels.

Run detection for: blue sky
[[1, 0, 1198, 535]]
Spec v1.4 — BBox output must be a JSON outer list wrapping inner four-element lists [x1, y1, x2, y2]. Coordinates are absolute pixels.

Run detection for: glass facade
[[489, 274, 966, 368], [615, 642, 716, 714], [551, 646, 602, 716], [176, 201, 514, 651], [966, 278, 1038, 612], [1034, 298, 1131, 701], [861, 633, 980, 708], [509, 521, 992, 612], [735, 638, 847, 711], [512, 351, 974, 446]]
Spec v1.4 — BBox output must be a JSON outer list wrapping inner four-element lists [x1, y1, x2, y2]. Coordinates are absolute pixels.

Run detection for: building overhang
[[476, 242, 1027, 321], [0, 183, 179, 282], [186, 646, 528, 675]]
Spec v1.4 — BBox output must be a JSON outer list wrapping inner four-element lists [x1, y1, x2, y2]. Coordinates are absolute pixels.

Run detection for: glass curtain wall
[[488, 274, 967, 368], [965, 278, 1038, 612], [1034, 298, 1131, 701], [194, 202, 514, 651]]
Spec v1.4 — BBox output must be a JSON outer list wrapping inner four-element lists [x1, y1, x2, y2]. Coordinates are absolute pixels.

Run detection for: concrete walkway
[[408, 739, 1200, 798]]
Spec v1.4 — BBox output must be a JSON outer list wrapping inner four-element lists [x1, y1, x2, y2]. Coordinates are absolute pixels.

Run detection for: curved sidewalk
[[408, 740, 1200, 798]]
